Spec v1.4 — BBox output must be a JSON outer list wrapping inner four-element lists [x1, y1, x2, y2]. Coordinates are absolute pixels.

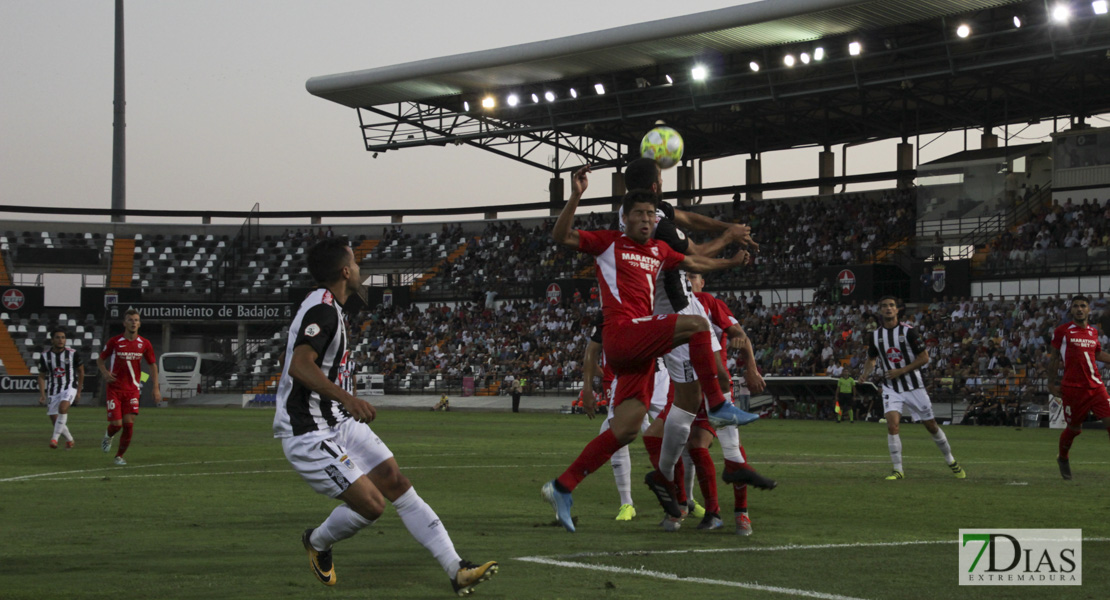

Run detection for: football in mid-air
[[640, 126, 684, 169]]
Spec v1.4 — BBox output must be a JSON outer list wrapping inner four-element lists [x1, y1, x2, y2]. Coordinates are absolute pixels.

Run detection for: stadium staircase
[[475, 381, 501, 396], [962, 186, 1052, 269], [866, 237, 910, 264], [0, 249, 11, 286], [0, 325, 31, 375], [109, 238, 136, 287], [353, 239, 380, 262], [409, 238, 475, 292]]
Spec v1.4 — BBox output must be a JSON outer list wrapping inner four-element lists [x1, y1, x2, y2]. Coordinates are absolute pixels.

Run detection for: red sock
[[689, 447, 719, 515], [117, 422, 134, 457], [724, 459, 748, 511], [556, 429, 624, 492], [1059, 428, 1081, 460], [643, 435, 662, 471], [107, 424, 122, 437], [690, 331, 725, 409], [674, 458, 688, 505]]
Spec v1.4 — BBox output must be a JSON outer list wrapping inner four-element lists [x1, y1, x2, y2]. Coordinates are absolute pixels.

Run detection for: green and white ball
[[640, 126, 684, 169]]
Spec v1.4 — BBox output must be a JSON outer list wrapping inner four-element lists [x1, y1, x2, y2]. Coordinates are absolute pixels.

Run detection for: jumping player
[[275, 237, 497, 596], [97, 309, 161, 465], [861, 296, 966, 480], [542, 165, 753, 532], [38, 327, 84, 449], [1048, 294, 1110, 480]]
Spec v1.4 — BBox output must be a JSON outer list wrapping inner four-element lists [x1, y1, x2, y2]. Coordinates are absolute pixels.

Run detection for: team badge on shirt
[[305, 324, 321, 337]]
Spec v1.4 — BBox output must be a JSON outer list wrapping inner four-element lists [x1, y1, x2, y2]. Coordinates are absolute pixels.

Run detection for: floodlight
[[1052, 4, 1071, 22], [800, 52, 811, 64], [956, 24, 971, 38], [1013, 16, 1023, 27], [814, 47, 825, 61], [665, 74, 674, 84], [544, 91, 555, 102], [749, 61, 760, 72], [481, 96, 495, 109], [570, 88, 578, 99], [594, 83, 605, 95], [463, 101, 470, 112], [849, 41, 862, 56], [691, 65, 708, 81], [531, 93, 539, 103], [506, 94, 519, 107], [1095, 1, 1109, 15], [784, 54, 796, 67]]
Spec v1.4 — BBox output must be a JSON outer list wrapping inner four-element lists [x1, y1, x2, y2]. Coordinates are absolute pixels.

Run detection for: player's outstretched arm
[[289, 345, 377, 423], [678, 246, 749, 274], [552, 165, 590, 248]]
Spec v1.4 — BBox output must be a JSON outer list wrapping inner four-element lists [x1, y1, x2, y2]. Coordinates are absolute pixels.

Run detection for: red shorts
[[604, 315, 678, 409], [1060, 385, 1110, 427], [106, 388, 141, 421], [655, 394, 716, 437]]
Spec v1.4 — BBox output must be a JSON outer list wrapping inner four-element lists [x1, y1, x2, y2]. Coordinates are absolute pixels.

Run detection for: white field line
[[515, 556, 869, 600], [516, 538, 1110, 598]]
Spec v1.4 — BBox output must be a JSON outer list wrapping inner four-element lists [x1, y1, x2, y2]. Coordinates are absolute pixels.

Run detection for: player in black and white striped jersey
[[861, 296, 966, 481], [37, 327, 84, 449], [274, 237, 497, 596]]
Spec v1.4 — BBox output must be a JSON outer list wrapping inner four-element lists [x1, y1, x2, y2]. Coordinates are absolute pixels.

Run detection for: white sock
[[611, 444, 634, 505], [51, 414, 68, 441], [393, 487, 461, 579], [887, 433, 903, 472], [659, 407, 695, 480], [681, 450, 696, 501], [932, 428, 955, 464], [311, 503, 375, 551], [718, 425, 743, 463], [61, 424, 73, 442]]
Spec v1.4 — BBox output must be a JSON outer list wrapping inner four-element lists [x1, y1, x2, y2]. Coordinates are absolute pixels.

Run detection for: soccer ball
[[640, 126, 684, 169]]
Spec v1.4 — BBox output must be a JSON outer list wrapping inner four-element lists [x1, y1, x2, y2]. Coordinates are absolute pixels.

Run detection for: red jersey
[[1051, 322, 1104, 389], [695, 292, 739, 343], [577, 229, 684, 324], [99, 334, 156, 394]]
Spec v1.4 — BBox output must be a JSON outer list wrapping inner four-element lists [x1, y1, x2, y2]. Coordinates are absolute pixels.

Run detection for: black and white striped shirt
[[867, 323, 927, 393], [38, 348, 82, 396], [273, 288, 353, 438]]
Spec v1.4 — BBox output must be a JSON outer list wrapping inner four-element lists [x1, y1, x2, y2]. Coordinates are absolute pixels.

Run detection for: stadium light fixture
[[691, 65, 708, 81], [463, 101, 470, 112], [1013, 15, 1023, 27], [506, 94, 519, 107], [956, 24, 971, 38], [784, 54, 796, 67], [481, 96, 496, 109], [665, 74, 674, 84], [814, 47, 825, 61], [1095, 1, 1109, 15], [544, 91, 556, 102], [800, 52, 811, 64], [594, 83, 605, 95], [749, 61, 760, 72], [569, 88, 578, 99], [848, 41, 862, 56], [1052, 4, 1071, 22], [531, 93, 539, 103]]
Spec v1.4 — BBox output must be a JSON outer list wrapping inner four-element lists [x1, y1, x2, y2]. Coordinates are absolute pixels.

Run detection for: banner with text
[[108, 302, 293, 322]]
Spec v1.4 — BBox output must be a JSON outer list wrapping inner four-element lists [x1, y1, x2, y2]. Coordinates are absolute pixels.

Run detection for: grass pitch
[[1, 407, 1107, 599]]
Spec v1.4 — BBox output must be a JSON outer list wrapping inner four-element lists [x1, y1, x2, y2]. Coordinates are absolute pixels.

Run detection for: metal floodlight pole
[[111, 0, 126, 223]]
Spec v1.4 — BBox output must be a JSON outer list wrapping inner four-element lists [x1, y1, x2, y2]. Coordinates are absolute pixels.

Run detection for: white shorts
[[881, 387, 935, 422], [281, 418, 395, 498], [46, 389, 77, 416], [662, 300, 721, 383]]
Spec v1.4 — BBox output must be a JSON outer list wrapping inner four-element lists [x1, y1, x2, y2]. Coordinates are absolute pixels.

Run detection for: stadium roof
[[308, 0, 1110, 174]]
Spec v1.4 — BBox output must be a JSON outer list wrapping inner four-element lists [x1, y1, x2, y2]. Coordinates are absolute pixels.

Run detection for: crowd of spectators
[[352, 289, 1109, 420], [985, 196, 1110, 273]]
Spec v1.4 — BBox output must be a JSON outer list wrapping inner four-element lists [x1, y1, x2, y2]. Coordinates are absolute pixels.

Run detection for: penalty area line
[[515, 556, 868, 600]]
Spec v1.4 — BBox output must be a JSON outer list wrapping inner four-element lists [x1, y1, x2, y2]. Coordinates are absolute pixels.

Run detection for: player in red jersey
[[97, 308, 161, 465], [1047, 294, 1110, 480], [541, 165, 752, 532]]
